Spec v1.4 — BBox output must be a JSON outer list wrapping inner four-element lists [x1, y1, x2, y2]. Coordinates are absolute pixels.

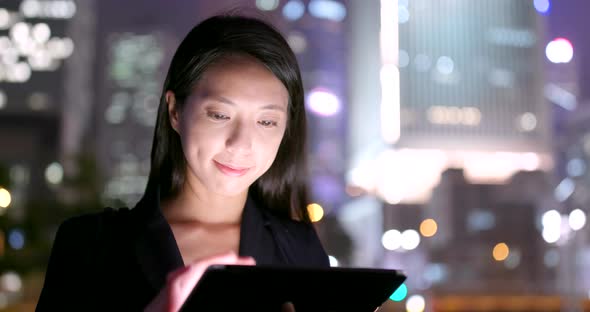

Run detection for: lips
[[213, 160, 250, 177]]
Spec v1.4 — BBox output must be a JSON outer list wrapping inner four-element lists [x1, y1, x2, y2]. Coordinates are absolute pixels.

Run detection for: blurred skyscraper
[[397, 0, 549, 153]]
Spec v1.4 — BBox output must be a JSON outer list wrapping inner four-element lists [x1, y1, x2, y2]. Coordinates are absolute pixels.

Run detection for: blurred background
[[0, 0, 588, 311]]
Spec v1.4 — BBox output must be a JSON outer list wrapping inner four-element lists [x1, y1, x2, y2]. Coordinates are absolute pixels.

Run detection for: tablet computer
[[180, 264, 406, 312]]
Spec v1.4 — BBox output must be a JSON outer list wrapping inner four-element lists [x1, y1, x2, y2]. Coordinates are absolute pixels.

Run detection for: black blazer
[[36, 187, 329, 311]]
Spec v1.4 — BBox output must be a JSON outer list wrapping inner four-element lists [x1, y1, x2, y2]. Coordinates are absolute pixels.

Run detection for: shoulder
[[265, 213, 330, 268], [54, 208, 132, 249]]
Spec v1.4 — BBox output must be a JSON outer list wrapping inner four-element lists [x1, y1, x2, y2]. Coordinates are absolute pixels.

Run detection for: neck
[[161, 179, 248, 225]]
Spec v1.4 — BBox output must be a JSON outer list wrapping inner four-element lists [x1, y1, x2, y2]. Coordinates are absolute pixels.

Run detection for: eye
[[258, 120, 278, 128], [207, 111, 229, 120]]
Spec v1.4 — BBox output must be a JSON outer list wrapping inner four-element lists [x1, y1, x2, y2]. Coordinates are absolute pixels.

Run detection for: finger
[[235, 256, 256, 265], [167, 252, 251, 311], [281, 302, 296, 312]]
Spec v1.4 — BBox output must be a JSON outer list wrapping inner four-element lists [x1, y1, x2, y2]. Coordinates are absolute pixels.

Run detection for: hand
[[144, 251, 256, 312], [281, 302, 296, 312]]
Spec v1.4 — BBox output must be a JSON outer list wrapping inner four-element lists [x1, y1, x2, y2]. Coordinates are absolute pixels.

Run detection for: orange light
[[493, 243, 510, 261], [307, 203, 324, 222], [419, 219, 438, 237]]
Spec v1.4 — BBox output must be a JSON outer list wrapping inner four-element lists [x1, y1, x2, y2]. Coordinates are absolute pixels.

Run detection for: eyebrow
[[212, 95, 287, 113]]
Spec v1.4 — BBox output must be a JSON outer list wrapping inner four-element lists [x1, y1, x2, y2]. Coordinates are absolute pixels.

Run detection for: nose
[[226, 120, 253, 154]]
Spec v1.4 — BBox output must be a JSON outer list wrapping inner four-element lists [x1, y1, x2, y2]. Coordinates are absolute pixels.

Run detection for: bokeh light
[[308, 0, 347, 22], [0, 272, 22, 292], [283, 0, 305, 21], [569, 209, 586, 231], [493, 243, 509, 261], [8, 229, 25, 250], [546, 38, 573, 64], [534, 0, 550, 14], [0, 188, 11, 208], [328, 255, 339, 267], [406, 294, 426, 312], [389, 283, 407, 301], [45, 162, 64, 185], [306, 88, 341, 117], [419, 219, 438, 237], [256, 0, 279, 11], [401, 229, 420, 250], [307, 203, 324, 222], [382, 229, 402, 251]]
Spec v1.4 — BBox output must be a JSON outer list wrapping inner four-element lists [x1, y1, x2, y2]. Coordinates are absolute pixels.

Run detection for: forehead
[[190, 55, 289, 109]]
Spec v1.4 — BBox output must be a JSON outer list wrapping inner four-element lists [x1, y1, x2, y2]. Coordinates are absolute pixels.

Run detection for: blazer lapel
[[130, 186, 292, 292], [239, 196, 288, 265], [131, 187, 184, 291]]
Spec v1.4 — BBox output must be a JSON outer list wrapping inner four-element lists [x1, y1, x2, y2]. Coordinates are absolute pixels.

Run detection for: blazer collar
[[130, 185, 286, 291]]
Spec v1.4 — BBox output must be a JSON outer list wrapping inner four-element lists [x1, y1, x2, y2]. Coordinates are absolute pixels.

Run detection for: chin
[[211, 183, 250, 198]]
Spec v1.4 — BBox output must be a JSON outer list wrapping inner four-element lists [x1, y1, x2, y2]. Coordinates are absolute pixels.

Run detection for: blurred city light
[[566, 158, 586, 177], [517, 112, 537, 132], [545, 38, 573, 64], [307, 203, 324, 222], [286, 31, 307, 54], [45, 162, 64, 185], [398, 5, 409, 24], [306, 88, 340, 117], [399, 49, 410, 68], [389, 283, 407, 302], [487, 28, 536, 48], [542, 227, 561, 244], [0, 9, 10, 29], [0, 272, 22, 292], [282, 0, 305, 21], [379, 64, 401, 143], [541, 210, 562, 244], [426, 106, 481, 126], [406, 295, 426, 312], [488, 68, 515, 88], [544, 83, 577, 111], [413, 53, 431, 72], [467, 210, 496, 232], [256, 0, 279, 11], [568, 209, 586, 231], [328, 255, 339, 267], [31, 23, 50, 43], [554, 178, 575, 202], [8, 229, 24, 250], [21, 0, 76, 19], [436, 56, 454, 75], [10, 22, 29, 43], [348, 149, 551, 204], [504, 249, 521, 269], [542, 210, 561, 228], [401, 229, 420, 250], [308, 0, 347, 22], [382, 229, 402, 251], [534, 0, 551, 14], [492, 243, 509, 261], [543, 249, 559, 268], [424, 264, 448, 284], [0, 188, 11, 208], [419, 219, 438, 237]]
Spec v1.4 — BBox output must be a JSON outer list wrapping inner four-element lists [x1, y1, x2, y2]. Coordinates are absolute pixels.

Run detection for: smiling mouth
[[213, 160, 250, 177]]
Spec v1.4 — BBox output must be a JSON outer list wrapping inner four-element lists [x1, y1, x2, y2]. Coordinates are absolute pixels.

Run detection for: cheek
[[180, 123, 224, 158], [257, 134, 284, 168]]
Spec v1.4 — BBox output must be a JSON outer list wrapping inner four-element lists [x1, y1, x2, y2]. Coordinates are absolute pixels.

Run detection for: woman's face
[[168, 56, 289, 198]]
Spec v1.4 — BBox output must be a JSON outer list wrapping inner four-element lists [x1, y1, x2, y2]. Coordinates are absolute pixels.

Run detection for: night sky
[[547, 0, 590, 100]]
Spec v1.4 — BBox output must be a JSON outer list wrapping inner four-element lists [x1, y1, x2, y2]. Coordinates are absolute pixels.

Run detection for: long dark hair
[[145, 14, 311, 222]]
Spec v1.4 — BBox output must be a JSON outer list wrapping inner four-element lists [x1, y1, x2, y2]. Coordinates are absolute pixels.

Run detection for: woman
[[36, 13, 329, 311]]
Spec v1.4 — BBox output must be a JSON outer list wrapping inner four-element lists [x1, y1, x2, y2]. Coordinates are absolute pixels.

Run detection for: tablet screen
[[180, 264, 406, 312]]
